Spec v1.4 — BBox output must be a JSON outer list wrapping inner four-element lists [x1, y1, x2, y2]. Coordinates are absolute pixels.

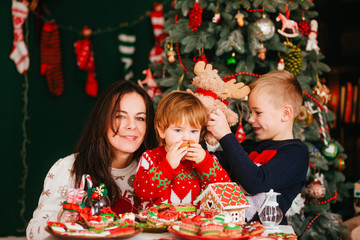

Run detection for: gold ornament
[[235, 10, 244, 27], [167, 40, 176, 64], [313, 82, 331, 105], [296, 106, 313, 128], [258, 46, 266, 61]]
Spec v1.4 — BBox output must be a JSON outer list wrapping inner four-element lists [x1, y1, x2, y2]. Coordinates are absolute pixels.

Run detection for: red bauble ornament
[[298, 19, 311, 37], [189, 1, 202, 31], [91, 192, 101, 201], [306, 180, 326, 199]]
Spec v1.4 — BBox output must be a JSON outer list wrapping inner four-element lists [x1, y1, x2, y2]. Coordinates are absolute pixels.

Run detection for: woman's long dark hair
[[72, 80, 156, 204]]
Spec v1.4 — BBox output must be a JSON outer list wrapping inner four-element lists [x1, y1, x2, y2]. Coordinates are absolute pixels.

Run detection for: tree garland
[[303, 213, 321, 234], [29, 0, 172, 36], [305, 190, 337, 205]]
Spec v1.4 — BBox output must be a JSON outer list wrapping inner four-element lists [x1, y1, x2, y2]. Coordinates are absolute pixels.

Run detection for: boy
[[207, 70, 309, 224], [134, 91, 230, 210]]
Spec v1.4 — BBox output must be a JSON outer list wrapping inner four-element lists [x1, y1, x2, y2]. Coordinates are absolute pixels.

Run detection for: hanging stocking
[[118, 32, 136, 80], [235, 122, 246, 142], [10, 0, 29, 74], [40, 21, 65, 96], [74, 27, 98, 97], [148, 3, 165, 63]]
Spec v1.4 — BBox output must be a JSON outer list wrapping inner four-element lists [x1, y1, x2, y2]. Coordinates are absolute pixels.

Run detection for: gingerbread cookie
[[268, 232, 298, 239], [241, 221, 265, 237], [178, 140, 195, 149]]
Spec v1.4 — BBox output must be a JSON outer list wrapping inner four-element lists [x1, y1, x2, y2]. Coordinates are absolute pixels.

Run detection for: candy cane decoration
[[80, 174, 93, 190], [317, 107, 328, 146], [67, 188, 75, 203]]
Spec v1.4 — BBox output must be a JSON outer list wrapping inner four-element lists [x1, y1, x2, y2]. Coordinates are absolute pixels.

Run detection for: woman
[[26, 80, 156, 239]]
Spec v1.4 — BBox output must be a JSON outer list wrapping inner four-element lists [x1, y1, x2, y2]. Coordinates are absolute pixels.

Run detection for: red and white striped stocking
[[40, 21, 65, 96], [10, 0, 29, 74], [148, 3, 165, 63]]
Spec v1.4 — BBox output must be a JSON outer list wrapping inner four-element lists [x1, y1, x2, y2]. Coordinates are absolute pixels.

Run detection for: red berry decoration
[[189, 1, 203, 31], [298, 19, 311, 37]]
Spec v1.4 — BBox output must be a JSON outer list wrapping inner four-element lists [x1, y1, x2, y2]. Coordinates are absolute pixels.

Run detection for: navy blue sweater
[[213, 133, 309, 224]]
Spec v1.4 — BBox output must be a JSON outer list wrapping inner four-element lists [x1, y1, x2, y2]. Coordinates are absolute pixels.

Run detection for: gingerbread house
[[194, 182, 250, 224]]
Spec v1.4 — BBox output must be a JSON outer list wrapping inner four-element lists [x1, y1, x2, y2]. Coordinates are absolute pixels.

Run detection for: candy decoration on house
[[138, 68, 163, 99], [193, 182, 250, 224], [235, 10, 244, 27], [306, 20, 320, 54], [118, 32, 136, 80], [10, 0, 29, 74], [192, 61, 250, 145], [74, 26, 98, 97], [276, 6, 299, 38], [280, 41, 302, 75], [189, 0, 202, 31], [40, 21, 65, 96], [149, 3, 165, 63]]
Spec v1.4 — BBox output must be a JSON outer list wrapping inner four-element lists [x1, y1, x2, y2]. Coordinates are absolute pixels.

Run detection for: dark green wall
[[1, 0, 161, 236]]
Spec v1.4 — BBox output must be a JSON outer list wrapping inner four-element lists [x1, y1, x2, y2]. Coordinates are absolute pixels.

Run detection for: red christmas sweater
[[134, 146, 230, 210]]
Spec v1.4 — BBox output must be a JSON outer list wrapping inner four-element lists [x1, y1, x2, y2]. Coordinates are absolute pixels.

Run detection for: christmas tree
[[148, 0, 353, 239]]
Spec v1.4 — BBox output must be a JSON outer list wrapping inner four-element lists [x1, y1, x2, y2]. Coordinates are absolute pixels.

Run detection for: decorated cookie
[[200, 221, 223, 236], [179, 218, 201, 235]]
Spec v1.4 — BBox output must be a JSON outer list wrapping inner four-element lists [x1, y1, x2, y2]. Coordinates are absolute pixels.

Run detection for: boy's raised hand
[[166, 141, 188, 169], [207, 109, 232, 140], [185, 142, 206, 164]]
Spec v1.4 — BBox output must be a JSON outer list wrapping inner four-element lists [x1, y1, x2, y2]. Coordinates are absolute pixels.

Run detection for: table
[[127, 225, 295, 240]]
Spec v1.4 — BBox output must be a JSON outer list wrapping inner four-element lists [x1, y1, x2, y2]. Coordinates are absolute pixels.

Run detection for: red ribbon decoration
[[196, 88, 229, 106]]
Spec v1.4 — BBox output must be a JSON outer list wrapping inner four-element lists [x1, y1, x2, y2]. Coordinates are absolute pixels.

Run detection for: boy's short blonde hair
[[249, 70, 303, 118], [154, 91, 208, 145]]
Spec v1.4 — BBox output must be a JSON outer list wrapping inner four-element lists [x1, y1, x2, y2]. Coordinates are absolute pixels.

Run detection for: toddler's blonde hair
[[249, 70, 303, 118], [154, 91, 208, 145]]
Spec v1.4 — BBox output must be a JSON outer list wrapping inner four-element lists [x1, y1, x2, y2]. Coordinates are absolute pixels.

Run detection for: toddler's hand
[[185, 142, 206, 164], [207, 109, 232, 140], [166, 141, 188, 169]]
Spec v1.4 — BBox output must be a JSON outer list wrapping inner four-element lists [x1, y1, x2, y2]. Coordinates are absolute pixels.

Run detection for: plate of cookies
[[168, 218, 265, 240], [45, 222, 142, 239], [136, 203, 197, 233]]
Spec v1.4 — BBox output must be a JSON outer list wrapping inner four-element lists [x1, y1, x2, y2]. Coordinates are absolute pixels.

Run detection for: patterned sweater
[[26, 154, 139, 240], [134, 146, 231, 210], [213, 134, 309, 224]]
